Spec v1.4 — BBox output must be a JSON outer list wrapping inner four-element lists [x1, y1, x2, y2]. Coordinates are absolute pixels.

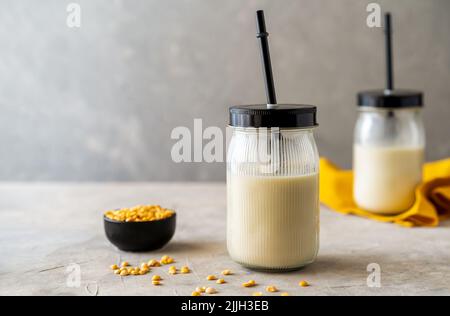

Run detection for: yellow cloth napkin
[[319, 158, 450, 227]]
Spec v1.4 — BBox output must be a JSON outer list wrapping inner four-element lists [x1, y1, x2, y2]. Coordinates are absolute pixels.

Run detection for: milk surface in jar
[[227, 105, 320, 271]]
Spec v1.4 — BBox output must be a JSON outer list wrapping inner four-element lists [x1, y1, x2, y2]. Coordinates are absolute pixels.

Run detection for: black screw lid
[[358, 90, 423, 108], [229, 104, 318, 128]]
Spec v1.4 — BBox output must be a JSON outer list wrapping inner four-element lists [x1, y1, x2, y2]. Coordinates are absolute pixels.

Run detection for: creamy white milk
[[353, 145, 424, 215], [227, 173, 319, 270]]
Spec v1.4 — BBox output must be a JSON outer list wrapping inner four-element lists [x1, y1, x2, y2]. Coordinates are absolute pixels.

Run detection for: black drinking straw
[[385, 13, 394, 91], [256, 10, 277, 106]]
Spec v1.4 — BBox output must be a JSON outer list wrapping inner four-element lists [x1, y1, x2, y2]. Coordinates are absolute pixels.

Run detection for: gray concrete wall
[[0, 0, 449, 181]]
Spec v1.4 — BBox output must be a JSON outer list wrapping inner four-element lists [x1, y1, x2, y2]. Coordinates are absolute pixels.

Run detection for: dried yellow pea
[[266, 285, 278, 293], [148, 259, 161, 267], [242, 280, 256, 287], [168, 266, 177, 274], [160, 255, 175, 265], [205, 287, 217, 294], [299, 280, 310, 287], [152, 275, 162, 281], [180, 266, 190, 274], [195, 287, 206, 293], [110, 264, 119, 271]]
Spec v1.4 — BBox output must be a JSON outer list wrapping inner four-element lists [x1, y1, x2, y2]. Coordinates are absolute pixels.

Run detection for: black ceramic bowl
[[104, 213, 176, 252]]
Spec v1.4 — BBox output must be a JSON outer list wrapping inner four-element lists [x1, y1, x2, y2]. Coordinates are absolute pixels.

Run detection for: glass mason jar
[[227, 105, 319, 271], [353, 90, 425, 215]]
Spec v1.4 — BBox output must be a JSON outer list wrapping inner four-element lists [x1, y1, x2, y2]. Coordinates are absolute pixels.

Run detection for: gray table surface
[[1, 182, 449, 296]]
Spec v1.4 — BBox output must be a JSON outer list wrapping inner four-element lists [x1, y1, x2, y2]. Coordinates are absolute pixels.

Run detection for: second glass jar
[[354, 90, 426, 215]]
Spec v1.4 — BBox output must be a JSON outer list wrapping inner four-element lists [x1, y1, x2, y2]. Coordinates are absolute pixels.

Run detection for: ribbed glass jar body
[[353, 107, 426, 214], [227, 127, 319, 271]]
